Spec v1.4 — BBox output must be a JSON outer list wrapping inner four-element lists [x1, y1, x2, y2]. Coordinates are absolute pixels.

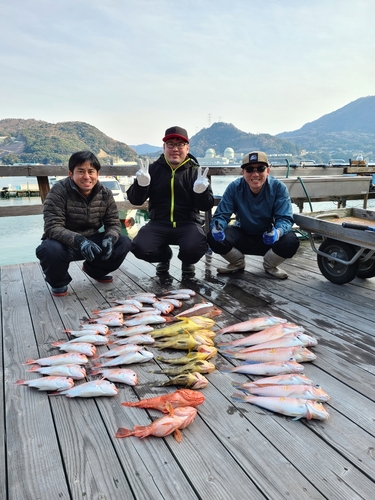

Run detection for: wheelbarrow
[[294, 207, 375, 284]]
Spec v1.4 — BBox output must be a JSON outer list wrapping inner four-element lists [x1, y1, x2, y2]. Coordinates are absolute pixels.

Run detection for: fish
[[110, 325, 154, 337], [160, 298, 182, 308], [114, 298, 144, 309], [217, 316, 287, 335], [124, 315, 166, 326], [163, 289, 196, 296], [231, 394, 330, 420], [232, 333, 318, 353], [234, 384, 330, 401], [51, 341, 97, 357], [63, 334, 109, 345], [23, 353, 89, 366], [127, 309, 162, 318], [149, 316, 216, 338], [225, 346, 317, 363], [80, 324, 109, 334], [163, 294, 192, 300], [217, 323, 304, 348], [149, 372, 209, 389], [90, 368, 138, 385], [99, 344, 144, 357], [176, 302, 222, 318], [15, 376, 75, 392], [221, 360, 305, 376], [94, 350, 154, 367], [93, 304, 140, 315], [192, 328, 216, 339], [156, 351, 215, 364], [196, 345, 218, 359], [25, 364, 87, 380], [115, 403, 196, 442], [231, 373, 315, 389], [126, 293, 156, 304], [152, 301, 175, 314], [112, 334, 155, 345], [121, 388, 205, 412], [152, 360, 216, 376], [154, 334, 201, 351], [64, 328, 101, 337], [85, 315, 124, 327], [50, 379, 119, 398]]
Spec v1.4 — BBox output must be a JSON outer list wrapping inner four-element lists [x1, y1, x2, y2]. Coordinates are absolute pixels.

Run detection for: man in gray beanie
[[207, 151, 299, 279]]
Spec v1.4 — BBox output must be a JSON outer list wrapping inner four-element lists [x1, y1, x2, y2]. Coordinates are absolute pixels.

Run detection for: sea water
[[1, 175, 374, 266]]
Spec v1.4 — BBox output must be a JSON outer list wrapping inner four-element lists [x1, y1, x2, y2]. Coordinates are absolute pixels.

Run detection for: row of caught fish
[[216, 316, 330, 420]]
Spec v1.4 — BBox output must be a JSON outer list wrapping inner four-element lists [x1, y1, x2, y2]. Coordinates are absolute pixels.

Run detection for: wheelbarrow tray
[[294, 207, 375, 252]]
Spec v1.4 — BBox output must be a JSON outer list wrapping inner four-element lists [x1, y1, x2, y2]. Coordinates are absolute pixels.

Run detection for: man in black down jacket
[[127, 126, 214, 275], [36, 151, 132, 296]]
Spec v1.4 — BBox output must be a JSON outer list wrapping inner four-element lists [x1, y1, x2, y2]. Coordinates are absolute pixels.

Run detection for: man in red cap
[[127, 126, 214, 275]]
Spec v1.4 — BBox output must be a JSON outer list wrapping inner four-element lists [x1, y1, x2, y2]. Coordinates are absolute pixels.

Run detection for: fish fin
[[292, 416, 302, 421], [47, 391, 63, 396], [115, 427, 134, 438], [173, 429, 183, 443]]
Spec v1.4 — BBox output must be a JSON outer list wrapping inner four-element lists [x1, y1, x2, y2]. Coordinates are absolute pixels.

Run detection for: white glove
[[135, 159, 150, 187], [193, 166, 209, 194]]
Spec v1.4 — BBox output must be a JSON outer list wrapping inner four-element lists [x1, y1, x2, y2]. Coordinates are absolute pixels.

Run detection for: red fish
[[115, 404, 197, 442], [121, 388, 205, 412]]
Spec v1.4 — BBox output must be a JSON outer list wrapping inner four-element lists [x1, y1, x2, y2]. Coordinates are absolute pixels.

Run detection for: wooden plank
[[2, 264, 71, 500], [0, 269, 6, 500]]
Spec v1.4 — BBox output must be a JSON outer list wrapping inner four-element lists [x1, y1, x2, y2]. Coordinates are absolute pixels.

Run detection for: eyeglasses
[[165, 142, 188, 149], [243, 165, 268, 173]]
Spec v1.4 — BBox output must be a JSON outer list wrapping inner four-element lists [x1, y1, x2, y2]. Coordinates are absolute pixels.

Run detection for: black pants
[[207, 225, 300, 259], [131, 221, 208, 264], [36, 234, 132, 288]]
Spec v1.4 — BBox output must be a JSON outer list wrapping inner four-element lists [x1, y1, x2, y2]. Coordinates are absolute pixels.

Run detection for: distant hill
[[0, 119, 138, 165], [130, 143, 162, 155], [189, 122, 300, 159], [276, 96, 375, 158]]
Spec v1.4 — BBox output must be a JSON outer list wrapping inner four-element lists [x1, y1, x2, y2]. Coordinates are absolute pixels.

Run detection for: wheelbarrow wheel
[[357, 258, 375, 279], [317, 239, 359, 284]]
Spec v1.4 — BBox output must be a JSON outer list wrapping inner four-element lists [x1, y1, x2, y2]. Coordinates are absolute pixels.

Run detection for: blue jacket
[[211, 176, 294, 236]]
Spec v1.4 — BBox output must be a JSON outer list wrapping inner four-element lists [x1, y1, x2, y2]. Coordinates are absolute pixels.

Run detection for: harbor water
[[1, 175, 375, 266]]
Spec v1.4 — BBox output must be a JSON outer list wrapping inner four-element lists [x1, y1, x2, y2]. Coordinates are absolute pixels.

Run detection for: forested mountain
[[189, 122, 300, 159], [0, 119, 137, 164], [276, 96, 375, 157]]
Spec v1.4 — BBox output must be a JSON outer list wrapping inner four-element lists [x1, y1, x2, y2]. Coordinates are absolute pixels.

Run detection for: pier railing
[[0, 164, 374, 218]]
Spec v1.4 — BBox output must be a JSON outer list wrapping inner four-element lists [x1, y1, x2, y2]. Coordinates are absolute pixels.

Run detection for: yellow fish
[[150, 316, 215, 338], [152, 360, 216, 376], [157, 351, 213, 365]]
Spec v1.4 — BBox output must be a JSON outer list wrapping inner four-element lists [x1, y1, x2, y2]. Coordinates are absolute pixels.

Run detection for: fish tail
[[23, 358, 36, 365], [115, 427, 135, 438], [231, 392, 248, 403], [14, 379, 26, 385], [25, 365, 40, 372]]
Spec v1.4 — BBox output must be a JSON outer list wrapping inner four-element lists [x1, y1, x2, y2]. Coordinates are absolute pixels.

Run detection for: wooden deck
[[1, 241, 375, 500]]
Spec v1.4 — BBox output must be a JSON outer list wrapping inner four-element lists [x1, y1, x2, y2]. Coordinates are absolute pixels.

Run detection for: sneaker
[[51, 286, 68, 297], [156, 261, 170, 273], [82, 265, 113, 283], [181, 263, 195, 274]]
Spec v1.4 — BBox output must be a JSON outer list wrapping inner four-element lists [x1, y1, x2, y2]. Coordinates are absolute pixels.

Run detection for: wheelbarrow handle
[[342, 222, 375, 232]]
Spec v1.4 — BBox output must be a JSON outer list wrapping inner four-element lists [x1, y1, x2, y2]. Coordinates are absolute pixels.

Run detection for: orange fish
[[115, 404, 197, 442], [121, 388, 205, 412]]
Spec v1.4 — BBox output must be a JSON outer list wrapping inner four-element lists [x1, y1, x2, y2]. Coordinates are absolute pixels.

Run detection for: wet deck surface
[[1, 239, 375, 500]]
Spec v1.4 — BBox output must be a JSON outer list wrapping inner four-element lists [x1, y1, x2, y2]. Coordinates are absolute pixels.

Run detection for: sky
[[1, 0, 375, 147]]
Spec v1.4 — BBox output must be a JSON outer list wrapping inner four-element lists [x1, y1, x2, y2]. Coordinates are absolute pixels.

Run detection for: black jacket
[[127, 154, 214, 225]]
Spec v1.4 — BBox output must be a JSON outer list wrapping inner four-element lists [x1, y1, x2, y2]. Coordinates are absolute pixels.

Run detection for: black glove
[[80, 239, 102, 262], [101, 235, 114, 260]]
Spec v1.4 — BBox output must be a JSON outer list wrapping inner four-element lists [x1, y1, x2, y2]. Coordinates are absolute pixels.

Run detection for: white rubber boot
[[217, 248, 245, 274], [263, 249, 288, 279]]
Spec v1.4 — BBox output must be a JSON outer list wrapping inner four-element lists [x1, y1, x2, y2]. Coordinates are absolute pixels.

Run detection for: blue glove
[[263, 228, 280, 245], [80, 239, 102, 262], [101, 236, 114, 260], [212, 221, 225, 242]]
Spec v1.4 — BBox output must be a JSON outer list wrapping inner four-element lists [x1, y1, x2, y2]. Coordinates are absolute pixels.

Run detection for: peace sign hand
[[136, 159, 150, 187], [193, 166, 209, 193]]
